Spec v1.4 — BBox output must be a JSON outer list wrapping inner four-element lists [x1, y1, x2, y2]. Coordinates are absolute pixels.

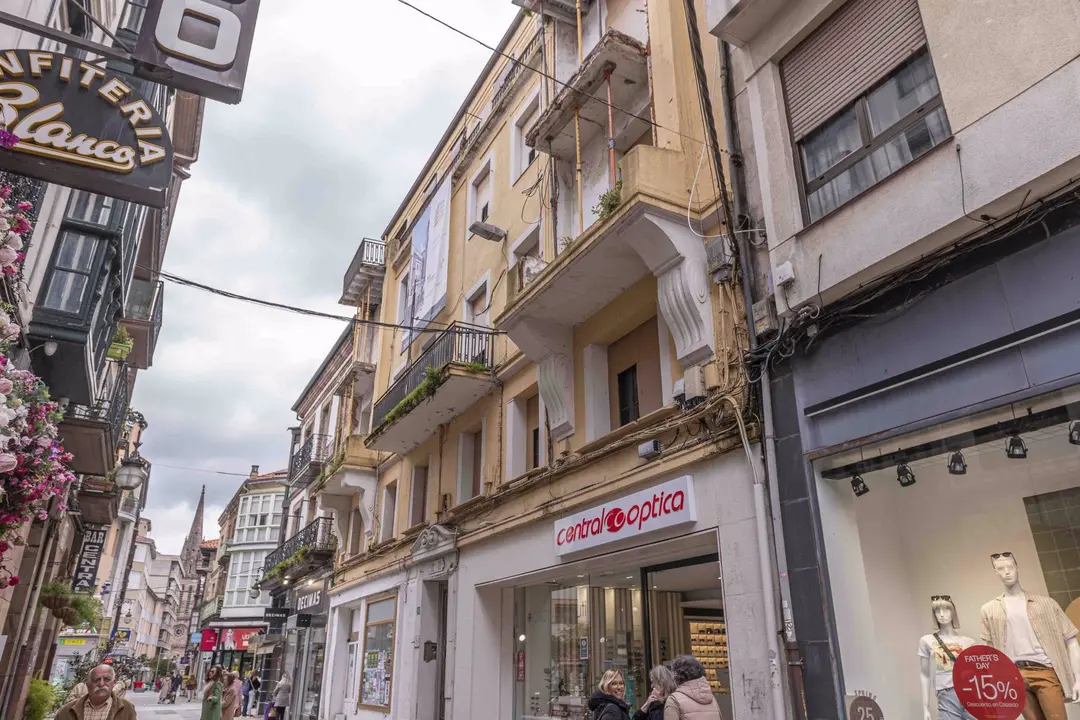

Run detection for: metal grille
[[288, 434, 332, 485], [264, 517, 337, 573]]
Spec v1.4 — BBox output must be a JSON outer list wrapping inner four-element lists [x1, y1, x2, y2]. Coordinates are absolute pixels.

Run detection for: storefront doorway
[[511, 552, 728, 720]]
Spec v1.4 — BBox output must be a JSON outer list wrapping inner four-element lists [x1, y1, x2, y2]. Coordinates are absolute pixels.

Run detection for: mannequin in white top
[[919, 596, 976, 720], [979, 552, 1080, 720]]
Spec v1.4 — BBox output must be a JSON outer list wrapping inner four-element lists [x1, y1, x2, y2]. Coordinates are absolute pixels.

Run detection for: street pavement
[[128, 688, 202, 719]]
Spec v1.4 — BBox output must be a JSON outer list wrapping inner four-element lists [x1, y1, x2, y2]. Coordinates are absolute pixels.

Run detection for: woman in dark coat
[[589, 670, 631, 720], [634, 666, 678, 720]]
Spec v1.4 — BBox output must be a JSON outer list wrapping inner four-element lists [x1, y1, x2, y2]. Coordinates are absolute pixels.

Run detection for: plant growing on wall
[[592, 181, 623, 221], [382, 365, 447, 427], [264, 546, 311, 580]]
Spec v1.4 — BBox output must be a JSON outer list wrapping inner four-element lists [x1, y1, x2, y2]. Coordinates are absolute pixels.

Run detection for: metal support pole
[[605, 69, 616, 188], [575, 0, 585, 235]]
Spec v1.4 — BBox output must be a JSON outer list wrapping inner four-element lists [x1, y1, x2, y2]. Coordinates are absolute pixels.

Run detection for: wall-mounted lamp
[[1069, 421, 1080, 446], [851, 475, 869, 497], [896, 464, 916, 488], [468, 221, 507, 242], [947, 451, 967, 475], [1005, 435, 1028, 460]]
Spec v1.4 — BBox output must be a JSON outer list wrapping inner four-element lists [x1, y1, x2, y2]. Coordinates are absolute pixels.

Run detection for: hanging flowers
[[0, 184, 30, 279]]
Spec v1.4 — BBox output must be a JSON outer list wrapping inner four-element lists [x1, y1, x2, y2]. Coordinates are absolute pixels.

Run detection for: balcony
[[512, 0, 593, 22], [707, 0, 792, 47], [494, 145, 717, 441], [198, 596, 223, 624], [262, 517, 336, 586], [77, 476, 121, 525], [121, 279, 163, 369], [340, 239, 386, 306], [289, 434, 332, 487], [60, 367, 129, 476], [0, 171, 48, 225], [366, 322, 496, 454]]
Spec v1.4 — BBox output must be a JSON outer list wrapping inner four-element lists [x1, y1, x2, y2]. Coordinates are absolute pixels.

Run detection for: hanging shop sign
[[294, 580, 329, 616], [553, 475, 697, 557], [189, 633, 201, 644], [220, 627, 260, 651], [59, 638, 87, 646], [110, 629, 131, 642], [72, 525, 109, 594], [132, 0, 262, 104], [0, 49, 173, 207], [847, 692, 884, 720], [263, 607, 290, 622], [199, 628, 219, 651]]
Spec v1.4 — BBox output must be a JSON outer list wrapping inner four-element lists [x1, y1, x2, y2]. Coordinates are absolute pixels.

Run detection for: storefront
[[199, 626, 263, 678], [283, 578, 330, 720], [773, 202, 1080, 719]]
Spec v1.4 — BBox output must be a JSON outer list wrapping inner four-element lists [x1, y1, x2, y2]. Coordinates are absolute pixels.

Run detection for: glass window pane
[[67, 191, 116, 225], [801, 106, 862, 181], [867, 105, 950, 179], [55, 232, 98, 272], [866, 51, 940, 137], [42, 271, 89, 313], [360, 621, 394, 707], [367, 598, 395, 624]]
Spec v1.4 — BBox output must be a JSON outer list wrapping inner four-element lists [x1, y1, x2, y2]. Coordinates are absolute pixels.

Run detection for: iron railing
[[372, 321, 493, 429], [65, 366, 129, 446], [492, 29, 544, 111], [126, 278, 165, 355], [0, 171, 48, 226], [288, 434, 332, 485], [264, 517, 337, 574]]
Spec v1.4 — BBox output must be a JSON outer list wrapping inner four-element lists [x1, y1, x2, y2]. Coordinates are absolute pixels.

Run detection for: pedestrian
[[242, 670, 261, 716], [664, 656, 724, 720], [172, 672, 183, 699], [589, 669, 631, 720], [270, 672, 292, 719], [222, 672, 240, 720], [635, 666, 677, 720], [56, 664, 137, 720], [158, 675, 172, 703], [201, 665, 224, 720], [187, 674, 198, 701]]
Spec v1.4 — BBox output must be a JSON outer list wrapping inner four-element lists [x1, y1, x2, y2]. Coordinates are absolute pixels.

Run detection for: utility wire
[[150, 462, 252, 477], [391, 0, 726, 155]]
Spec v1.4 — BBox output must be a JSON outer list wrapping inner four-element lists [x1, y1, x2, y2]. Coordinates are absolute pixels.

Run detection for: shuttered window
[[782, 0, 928, 141]]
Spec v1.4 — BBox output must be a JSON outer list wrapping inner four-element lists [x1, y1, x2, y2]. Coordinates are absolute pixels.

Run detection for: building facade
[[708, 0, 1080, 717]]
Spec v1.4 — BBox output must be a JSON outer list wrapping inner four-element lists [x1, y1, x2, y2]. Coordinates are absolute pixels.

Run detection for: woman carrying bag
[[269, 673, 291, 719], [201, 666, 224, 720]]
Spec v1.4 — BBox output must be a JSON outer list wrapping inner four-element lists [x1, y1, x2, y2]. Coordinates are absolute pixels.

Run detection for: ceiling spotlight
[[1069, 422, 1080, 446], [897, 464, 916, 487], [947, 451, 967, 475], [851, 475, 869, 497], [1006, 435, 1028, 460]]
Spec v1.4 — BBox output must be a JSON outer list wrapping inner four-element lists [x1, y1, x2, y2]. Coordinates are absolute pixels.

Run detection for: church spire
[[179, 485, 205, 576]]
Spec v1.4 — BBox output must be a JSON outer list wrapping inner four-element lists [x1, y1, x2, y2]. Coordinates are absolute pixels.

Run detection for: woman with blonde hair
[[589, 669, 631, 720], [635, 666, 677, 720]]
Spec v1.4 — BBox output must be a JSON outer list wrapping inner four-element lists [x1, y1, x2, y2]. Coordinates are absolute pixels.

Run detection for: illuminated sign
[[133, 0, 262, 104], [0, 49, 173, 207]]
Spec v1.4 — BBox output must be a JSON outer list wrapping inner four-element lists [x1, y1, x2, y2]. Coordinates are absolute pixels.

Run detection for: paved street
[[128, 689, 201, 719]]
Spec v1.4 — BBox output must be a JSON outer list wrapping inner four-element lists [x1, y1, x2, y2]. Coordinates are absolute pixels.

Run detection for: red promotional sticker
[[952, 645, 1025, 720]]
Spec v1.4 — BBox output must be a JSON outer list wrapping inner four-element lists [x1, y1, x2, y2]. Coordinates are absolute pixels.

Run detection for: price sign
[[952, 645, 1025, 720]]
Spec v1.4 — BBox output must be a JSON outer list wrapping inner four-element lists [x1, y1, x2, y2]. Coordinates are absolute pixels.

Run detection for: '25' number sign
[[134, 0, 262, 104]]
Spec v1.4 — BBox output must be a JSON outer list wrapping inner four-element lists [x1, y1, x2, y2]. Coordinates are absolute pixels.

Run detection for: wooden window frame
[[793, 49, 947, 225], [357, 592, 398, 712]]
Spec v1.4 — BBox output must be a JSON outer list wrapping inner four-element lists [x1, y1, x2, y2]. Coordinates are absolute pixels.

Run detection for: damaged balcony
[[366, 322, 495, 454], [60, 366, 129, 476], [511, 0, 593, 23], [120, 278, 163, 369], [340, 238, 386, 306]]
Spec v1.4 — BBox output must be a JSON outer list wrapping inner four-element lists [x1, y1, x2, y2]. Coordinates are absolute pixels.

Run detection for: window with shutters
[[782, 0, 949, 223]]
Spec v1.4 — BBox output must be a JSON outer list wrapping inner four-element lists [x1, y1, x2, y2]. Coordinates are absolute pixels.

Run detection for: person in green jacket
[[201, 665, 224, 720]]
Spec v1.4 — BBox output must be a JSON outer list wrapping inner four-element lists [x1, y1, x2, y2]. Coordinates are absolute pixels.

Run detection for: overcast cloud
[[134, 0, 518, 552]]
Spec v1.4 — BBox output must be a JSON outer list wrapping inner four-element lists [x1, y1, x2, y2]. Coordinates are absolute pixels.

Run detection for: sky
[[134, 0, 519, 553]]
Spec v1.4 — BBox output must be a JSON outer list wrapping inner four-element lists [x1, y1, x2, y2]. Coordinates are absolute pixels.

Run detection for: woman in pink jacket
[[221, 672, 240, 720], [663, 656, 723, 720]]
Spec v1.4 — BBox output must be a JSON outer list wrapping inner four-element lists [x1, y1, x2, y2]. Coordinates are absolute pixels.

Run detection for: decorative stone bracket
[[330, 467, 378, 539]]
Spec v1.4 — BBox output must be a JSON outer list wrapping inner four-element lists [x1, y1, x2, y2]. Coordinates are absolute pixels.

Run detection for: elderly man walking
[[56, 664, 138, 720]]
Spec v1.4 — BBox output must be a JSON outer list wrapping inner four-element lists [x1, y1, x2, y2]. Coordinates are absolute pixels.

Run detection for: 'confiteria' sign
[[0, 49, 173, 207]]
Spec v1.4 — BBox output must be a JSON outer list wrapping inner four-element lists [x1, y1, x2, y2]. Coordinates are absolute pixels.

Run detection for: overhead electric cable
[[150, 462, 252, 477]]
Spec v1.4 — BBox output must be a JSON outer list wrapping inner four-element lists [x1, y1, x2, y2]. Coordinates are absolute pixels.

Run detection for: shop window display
[[359, 595, 396, 710], [817, 400, 1080, 720]]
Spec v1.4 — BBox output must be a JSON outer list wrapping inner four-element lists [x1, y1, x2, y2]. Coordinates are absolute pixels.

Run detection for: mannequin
[[980, 552, 1080, 720], [919, 595, 977, 720]]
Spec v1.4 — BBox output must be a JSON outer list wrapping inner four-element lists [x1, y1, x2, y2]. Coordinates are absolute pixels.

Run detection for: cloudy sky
[[134, 0, 519, 553]]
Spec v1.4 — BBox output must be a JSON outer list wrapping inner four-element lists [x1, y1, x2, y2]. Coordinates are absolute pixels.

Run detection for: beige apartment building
[[313, 3, 783, 720]]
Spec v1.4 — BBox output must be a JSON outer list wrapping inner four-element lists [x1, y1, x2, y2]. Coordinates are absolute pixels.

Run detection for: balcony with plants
[[120, 278, 163, 369], [259, 517, 336, 589], [366, 322, 496, 454]]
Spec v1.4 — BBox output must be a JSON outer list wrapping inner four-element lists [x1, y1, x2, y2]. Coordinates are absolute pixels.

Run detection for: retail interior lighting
[[896, 464, 916, 487], [947, 451, 967, 475], [1069, 421, 1080, 446], [1006, 434, 1028, 459], [851, 475, 869, 497]]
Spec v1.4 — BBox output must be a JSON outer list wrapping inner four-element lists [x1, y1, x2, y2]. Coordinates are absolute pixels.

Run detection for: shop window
[[458, 425, 484, 503], [410, 464, 428, 528], [359, 595, 396, 710], [41, 231, 101, 314], [67, 190, 117, 226], [379, 482, 397, 543]]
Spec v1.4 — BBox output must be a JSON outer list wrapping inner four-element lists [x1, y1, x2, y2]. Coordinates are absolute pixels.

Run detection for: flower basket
[[53, 605, 78, 624], [107, 338, 133, 361], [41, 594, 70, 610]]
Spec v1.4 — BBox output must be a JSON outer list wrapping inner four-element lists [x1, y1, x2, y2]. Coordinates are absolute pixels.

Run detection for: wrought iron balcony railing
[[0, 171, 48, 226], [264, 517, 337, 577], [372, 321, 493, 429], [65, 366, 129, 445], [289, 434, 332, 485]]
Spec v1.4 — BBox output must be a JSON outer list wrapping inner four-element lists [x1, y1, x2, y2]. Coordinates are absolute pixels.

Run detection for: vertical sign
[[133, 0, 263, 104], [72, 526, 108, 593]]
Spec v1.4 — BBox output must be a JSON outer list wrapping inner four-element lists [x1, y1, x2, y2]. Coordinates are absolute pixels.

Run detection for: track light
[[897, 464, 916, 487], [947, 451, 967, 475], [1069, 422, 1080, 446], [851, 475, 869, 497], [1006, 435, 1028, 459]]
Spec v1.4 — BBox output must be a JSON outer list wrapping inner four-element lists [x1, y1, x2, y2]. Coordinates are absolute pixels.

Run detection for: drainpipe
[[574, 0, 584, 236]]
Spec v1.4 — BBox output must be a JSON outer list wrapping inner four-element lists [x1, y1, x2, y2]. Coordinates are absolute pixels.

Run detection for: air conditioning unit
[[638, 440, 662, 460]]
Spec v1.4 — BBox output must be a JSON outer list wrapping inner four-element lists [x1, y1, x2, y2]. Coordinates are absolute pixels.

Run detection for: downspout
[[574, 0, 584, 236]]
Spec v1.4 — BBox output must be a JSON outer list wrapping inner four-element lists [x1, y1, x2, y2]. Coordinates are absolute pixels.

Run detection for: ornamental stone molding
[[410, 523, 459, 565], [338, 467, 377, 538]]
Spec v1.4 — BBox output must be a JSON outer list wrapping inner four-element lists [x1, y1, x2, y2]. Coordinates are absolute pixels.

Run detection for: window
[[527, 394, 541, 471], [617, 365, 640, 426], [67, 190, 116, 226], [379, 482, 397, 543], [464, 278, 489, 328], [235, 493, 284, 543], [224, 549, 268, 607], [798, 50, 947, 222], [359, 595, 396, 709], [41, 231, 100, 313], [410, 464, 428, 527], [513, 94, 541, 180], [348, 508, 364, 556], [397, 271, 411, 354], [469, 160, 493, 232], [458, 426, 484, 503]]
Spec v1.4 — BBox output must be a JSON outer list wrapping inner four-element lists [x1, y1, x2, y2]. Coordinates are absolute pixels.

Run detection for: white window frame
[[466, 153, 495, 238], [234, 493, 284, 544], [511, 89, 542, 181], [224, 549, 269, 608], [462, 271, 491, 327], [379, 482, 397, 543], [507, 224, 542, 269]]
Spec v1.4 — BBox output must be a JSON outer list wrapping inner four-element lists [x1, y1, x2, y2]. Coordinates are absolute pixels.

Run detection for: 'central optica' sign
[[553, 476, 696, 556]]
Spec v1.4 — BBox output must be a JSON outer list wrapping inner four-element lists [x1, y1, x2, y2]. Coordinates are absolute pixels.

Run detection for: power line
[[150, 462, 252, 477], [391, 0, 726, 154]]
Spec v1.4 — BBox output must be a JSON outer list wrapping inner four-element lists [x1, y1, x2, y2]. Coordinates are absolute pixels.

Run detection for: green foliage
[[592, 180, 623, 221], [112, 325, 132, 344], [70, 593, 102, 627], [26, 679, 56, 720], [382, 365, 447, 427], [39, 579, 72, 599], [265, 546, 311, 580], [459, 361, 489, 373]]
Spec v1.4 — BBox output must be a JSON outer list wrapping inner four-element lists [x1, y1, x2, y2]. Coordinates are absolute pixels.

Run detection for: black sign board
[[72, 525, 108, 593], [294, 581, 328, 616], [294, 614, 311, 628], [132, 0, 262, 104], [263, 608, 290, 622], [0, 49, 173, 207]]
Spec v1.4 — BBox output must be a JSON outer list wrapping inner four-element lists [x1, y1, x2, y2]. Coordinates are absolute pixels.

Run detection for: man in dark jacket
[[56, 664, 138, 720]]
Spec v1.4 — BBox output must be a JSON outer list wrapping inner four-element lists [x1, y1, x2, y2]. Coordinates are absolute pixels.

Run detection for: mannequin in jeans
[[919, 596, 976, 720], [980, 552, 1080, 720]]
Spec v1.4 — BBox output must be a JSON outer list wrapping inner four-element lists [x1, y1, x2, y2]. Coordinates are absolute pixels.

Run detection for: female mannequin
[[919, 596, 976, 720]]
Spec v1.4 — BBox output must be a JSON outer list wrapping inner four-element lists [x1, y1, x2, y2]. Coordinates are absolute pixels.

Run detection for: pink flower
[[0, 247, 17, 265], [0, 186, 11, 200], [15, 202, 30, 212], [0, 378, 12, 394], [0, 453, 17, 473], [0, 131, 17, 150], [7, 575, 18, 586], [3, 323, 18, 339]]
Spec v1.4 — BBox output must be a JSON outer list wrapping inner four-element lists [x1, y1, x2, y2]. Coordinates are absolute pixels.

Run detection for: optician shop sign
[[0, 50, 174, 207], [553, 476, 696, 557]]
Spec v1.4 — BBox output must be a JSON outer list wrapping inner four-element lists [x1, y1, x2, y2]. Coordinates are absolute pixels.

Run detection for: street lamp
[[114, 455, 149, 489], [248, 567, 265, 600]]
